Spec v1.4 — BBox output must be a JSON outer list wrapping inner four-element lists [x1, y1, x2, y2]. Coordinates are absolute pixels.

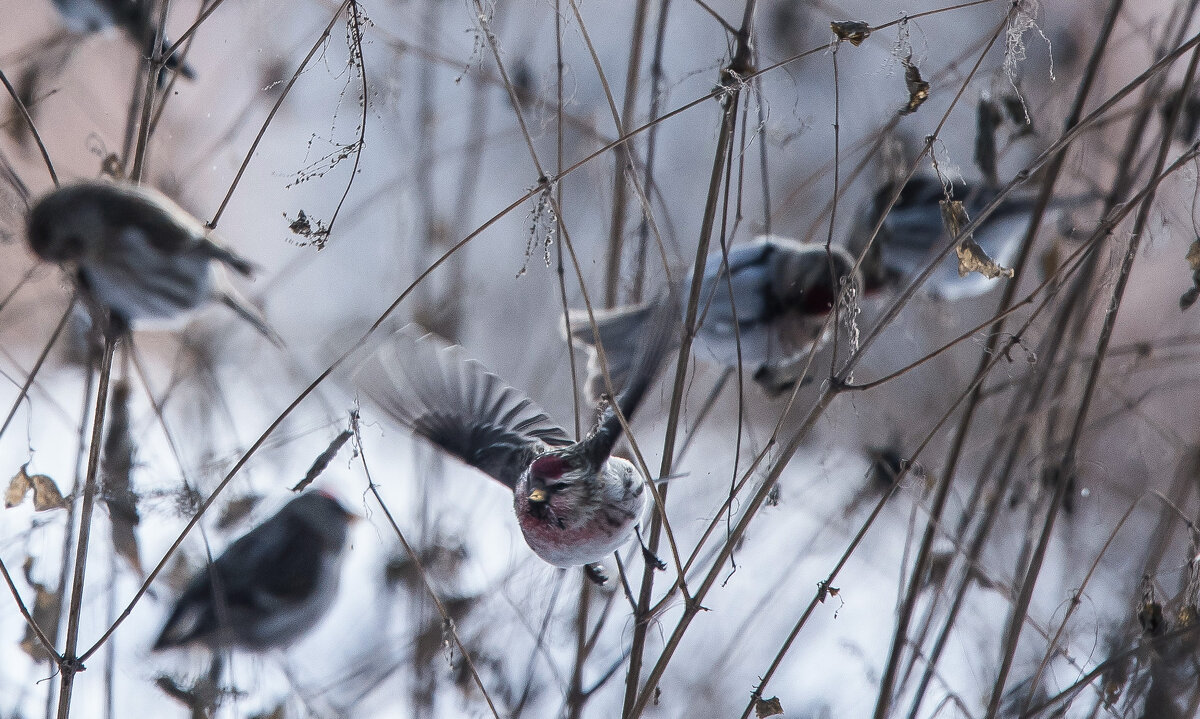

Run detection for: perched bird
[[26, 180, 279, 343], [52, 0, 196, 82], [570, 236, 861, 395], [153, 491, 356, 651], [849, 175, 1047, 300], [352, 305, 676, 575]]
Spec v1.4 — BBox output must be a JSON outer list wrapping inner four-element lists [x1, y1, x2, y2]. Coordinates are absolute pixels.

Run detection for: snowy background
[[1, 0, 1199, 717]]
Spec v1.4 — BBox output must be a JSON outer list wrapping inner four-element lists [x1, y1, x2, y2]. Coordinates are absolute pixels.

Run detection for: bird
[[569, 236, 861, 395], [153, 491, 356, 651], [351, 304, 677, 577], [25, 179, 280, 343], [52, 0, 196, 83], [848, 175, 1051, 300]]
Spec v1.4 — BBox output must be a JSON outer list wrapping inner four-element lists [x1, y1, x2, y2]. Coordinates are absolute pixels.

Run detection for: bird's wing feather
[[353, 327, 572, 489]]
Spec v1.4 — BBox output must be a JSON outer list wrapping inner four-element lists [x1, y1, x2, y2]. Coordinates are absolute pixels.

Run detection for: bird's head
[[524, 452, 591, 523], [292, 491, 358, 550], [772, 243, 860, 317], [26, 190, 95, 263]]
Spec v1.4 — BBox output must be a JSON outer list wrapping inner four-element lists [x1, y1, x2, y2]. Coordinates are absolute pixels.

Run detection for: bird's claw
[[584, 562, 609, 586], [642, 545, 666, 571]]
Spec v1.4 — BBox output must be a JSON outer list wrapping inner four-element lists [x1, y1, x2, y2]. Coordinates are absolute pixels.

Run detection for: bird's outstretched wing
[[353, 327, 573, 490]]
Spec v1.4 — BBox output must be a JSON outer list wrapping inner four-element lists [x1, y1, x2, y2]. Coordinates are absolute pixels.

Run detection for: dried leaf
[[292, 428, 353, 492], [831, 20, 870, 46], [1001, 93, 1034, 136], [19, 557, 60, 662], [1177, 604, 1198, 628], [899, 57, 930, 115], [956, 237, 1015, 279], [943, 199, 1015, 281], [1188, 238, 1200, 270], [755, 696, 784, 718], [20, 584, 60, 662], [1138, 577, 1167, 636], [5, 467, 30, 508], [101, 381, 140, 572], [1138, 600, 1165, 636], [8, 467, 66, 511], [30, 472, 66, 510], [216, 495, 259, 530], [868, 445, 905, 488]]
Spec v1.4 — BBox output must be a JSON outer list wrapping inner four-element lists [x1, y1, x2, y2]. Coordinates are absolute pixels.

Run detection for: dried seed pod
[[831, 20, 870, 46], [900, 57, 930, 115]]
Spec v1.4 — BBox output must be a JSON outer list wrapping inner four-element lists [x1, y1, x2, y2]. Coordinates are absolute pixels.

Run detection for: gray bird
[[153, 491, 356, 651], [26, 179, 279, 342], [352, 303, 676, 573], [849, 176, 1054, 300], [53, 0, 196, 82], [571, 236, 861, 395]]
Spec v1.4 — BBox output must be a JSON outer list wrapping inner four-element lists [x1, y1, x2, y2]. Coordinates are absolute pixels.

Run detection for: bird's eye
[[547, 481, 570, 492]]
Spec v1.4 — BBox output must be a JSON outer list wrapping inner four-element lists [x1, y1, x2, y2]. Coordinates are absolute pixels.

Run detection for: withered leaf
[[1001, 94, 1033, 135], [7, 466, 66, 510], [956, 237, 1015, 280], [755, 696, 784, 717], [292, 428, 353, 492], [20, 584, 60, 662], [899, 58, 930, 115], [1177, 604, 1198, 628], [831, 20, 870, 46], [1188, 238, 1200, 271], [5, 468, 29, 507], [942, 199, 1015, 281], [101, 381, 140, 573], [1138, 600, 1166, 636], [216, 495, 259, 530], [18, 558, 60, 662], [110, 517, 142, 574], [30, 472, 66, 510]]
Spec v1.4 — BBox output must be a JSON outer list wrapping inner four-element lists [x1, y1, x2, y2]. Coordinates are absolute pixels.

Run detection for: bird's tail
[[580, 293, 679, 464], [569, 301, 662, 403], [202, 238, 258, 277], [153, 35, 197, 89], [213, 268, 283, 347]]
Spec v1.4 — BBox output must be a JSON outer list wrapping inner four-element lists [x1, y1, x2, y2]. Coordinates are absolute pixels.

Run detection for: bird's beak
[[528, 488, 548, 503]]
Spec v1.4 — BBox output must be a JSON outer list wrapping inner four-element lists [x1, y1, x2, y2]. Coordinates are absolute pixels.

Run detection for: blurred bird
[[352, 304, 676, 574], [570, 236, 861, 395], [153, 491, 356, 651], [849, 175, 1051, 300], [52, 0, 196, 83], [26, 179, 280, 343]]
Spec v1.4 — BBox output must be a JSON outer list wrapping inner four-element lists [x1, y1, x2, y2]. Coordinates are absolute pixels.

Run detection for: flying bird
[[570, 236, 861, 395], [849, 175, 1064, 300], [53, 0, 196, 83], [26, 179, 279, 343], [352, 306, 676, 578], [154, 491, 356, 651]]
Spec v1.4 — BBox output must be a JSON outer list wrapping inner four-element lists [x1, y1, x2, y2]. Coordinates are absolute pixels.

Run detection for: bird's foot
[[634, 526, 666, 571], [584, 562, 609, 586], [752, 363, 813, 397]]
